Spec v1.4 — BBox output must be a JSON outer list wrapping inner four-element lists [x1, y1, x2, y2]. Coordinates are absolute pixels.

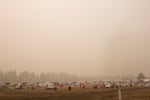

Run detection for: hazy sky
[[0, 0, 150, 76]]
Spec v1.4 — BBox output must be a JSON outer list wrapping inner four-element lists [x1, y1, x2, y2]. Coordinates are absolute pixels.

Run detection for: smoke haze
[[0, 0, 150, 76]]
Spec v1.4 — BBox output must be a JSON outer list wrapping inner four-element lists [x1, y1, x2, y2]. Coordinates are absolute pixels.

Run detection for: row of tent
[[0, 79, 150, 90]]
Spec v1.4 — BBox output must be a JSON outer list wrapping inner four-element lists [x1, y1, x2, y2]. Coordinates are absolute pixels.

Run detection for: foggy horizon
[[0, 0, 150, 77]]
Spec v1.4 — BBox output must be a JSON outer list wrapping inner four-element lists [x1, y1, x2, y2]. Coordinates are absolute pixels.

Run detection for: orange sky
[[0, 0, 150, 76]]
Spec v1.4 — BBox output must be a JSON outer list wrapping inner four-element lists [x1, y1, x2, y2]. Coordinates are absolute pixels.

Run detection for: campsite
[[1, 0, 150, 100], [0, 80, 150, 100]]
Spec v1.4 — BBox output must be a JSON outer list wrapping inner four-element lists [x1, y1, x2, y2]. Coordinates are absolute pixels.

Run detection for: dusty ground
[[0, 87, 150, 100]]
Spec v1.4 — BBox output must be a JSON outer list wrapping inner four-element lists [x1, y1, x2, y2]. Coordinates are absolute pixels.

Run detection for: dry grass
[[0, 87, 150, 100]]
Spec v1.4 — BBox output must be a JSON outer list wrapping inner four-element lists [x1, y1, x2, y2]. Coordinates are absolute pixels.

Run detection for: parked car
[[46, 82, 57, 90]]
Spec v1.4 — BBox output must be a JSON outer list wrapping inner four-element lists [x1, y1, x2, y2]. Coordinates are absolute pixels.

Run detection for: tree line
[[0, 70, 137, 83], [0, 70, 81, 82]]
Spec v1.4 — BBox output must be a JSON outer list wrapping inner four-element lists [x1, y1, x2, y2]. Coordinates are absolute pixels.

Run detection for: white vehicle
[[15, 83, 23, 89], [8, 83, 17, 90], [38, 82, 47, 87], [105, 83, 113, 88], [46, 82, 57, 90]]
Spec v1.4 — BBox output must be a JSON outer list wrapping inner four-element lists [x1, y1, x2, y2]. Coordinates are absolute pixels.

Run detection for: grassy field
[[0, 87, 150, 100]]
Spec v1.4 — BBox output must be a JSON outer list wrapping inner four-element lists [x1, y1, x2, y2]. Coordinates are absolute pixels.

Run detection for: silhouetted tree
[[0, 71, 4, 82], [8, 70, 17, 82], [29, 72, 36, 82], [137, 73, 146, 80], [19, 71, 30, 82]]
